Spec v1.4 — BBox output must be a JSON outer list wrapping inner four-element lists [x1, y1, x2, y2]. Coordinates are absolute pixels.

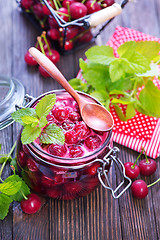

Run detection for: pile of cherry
[[21, 0, 115, 75], [124, 147, 160, 199]]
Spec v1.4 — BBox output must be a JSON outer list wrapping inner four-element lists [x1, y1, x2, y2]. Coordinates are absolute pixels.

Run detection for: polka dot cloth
[[77, 26, 160, 158]]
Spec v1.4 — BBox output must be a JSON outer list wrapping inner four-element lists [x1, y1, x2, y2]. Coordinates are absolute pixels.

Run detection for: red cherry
[[46, 49, 60, 64], [38, 65, 50, 77], [48, 16, 59, 28], [131, 180, 148, 199], [57, 7, 69, 22], [27, 158, 39, 172], [139, 159, 157, 176], [70, 2, 87, 19], [47, 28, 60, 40], [77, 30, 93, 43], [85, 0, 101, 14], [62, 121, 75, 131], [62, 0, 75, 8], [20, 193, 41, 214], [20, 0, 33, 9], [64, 40, 74, 51], [33, 3, 44, 19], [53, 106, 70, 121], [42, 1, 55, 15], [48, 144, 67, 157], [85, 135, 101, 150], [41, 175, 54, 187], [61, 26, 79, 40], [69, 145, 84, 158], [102, 0, 115, 7], [74, 121, 90, 139], [87, 163, 100, 175], [36, 38, 52, 52], [68, 111, 81, 122], [24, 51, 38, 66], [124, 162, 140, 179], [65, 130, 78, 144]]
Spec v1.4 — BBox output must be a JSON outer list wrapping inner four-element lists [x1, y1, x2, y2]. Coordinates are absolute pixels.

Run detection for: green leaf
[[135, 41, 160, 61], [39, 116, 48, 128], [90, 90, 110, 109], [40, 124, 65, 145], [36, 94, 56, 118], [126, 52, 150, 73], [85, 45, 115, 65], [136, 63, 159, 77], [0, 193, 13, 220], [112, 96, 136, 105], [21, 115, 39, 125], [6, 175, 30, 202], [11, 108, 37, 126], [21, 125, 41, 144], [0, 156, 12, 164], [139, 80, 160, 117], [113, 104, 126, 121], [0, 179, 22, 195], [117, 41, 136, 58], [126, 104, 136, 120], [109, 58, 132, 82], [69, 78, 88, 92], [10, 158, 18, 172]]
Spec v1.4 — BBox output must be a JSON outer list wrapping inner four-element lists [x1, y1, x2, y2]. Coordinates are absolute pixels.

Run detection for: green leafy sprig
[[0, 143, 30, 220], [69, 41, 160, 121], [11, 94, 65, 145]]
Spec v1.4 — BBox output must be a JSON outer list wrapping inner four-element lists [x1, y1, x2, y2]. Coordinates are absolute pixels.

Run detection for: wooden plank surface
[[0, 0, 160, 240]]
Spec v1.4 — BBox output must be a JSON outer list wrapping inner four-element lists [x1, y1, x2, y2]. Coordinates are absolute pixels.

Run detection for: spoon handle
[[29, 47, 82, 103]]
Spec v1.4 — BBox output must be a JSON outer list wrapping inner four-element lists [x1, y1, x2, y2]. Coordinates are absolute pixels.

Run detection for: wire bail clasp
[[98, 146, 132, 199]]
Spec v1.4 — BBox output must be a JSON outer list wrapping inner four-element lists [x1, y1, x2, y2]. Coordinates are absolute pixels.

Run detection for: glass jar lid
[[0, 74, 25, 130]]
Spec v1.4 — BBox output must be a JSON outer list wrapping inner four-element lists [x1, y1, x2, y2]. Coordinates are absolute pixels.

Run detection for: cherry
[[48, 144, 67, 157], [62, 0, 75, 8], [24, 51, 38, 66], [68, 111, 81, 122], [69, 145, 84, 158], [27, 158, 39, 172], [70, 2, 87, 19], [139, 159, 157, 176], [41, 175, 54, 187], [62, 121, 75, 131], [131, 180, 148, 199], [20, 0, 33, 10], [38, 65, 50, 77], [87, 162, 100, 175], [47, 28, 60, 40], [46, 49, 60, 64], [57, 7, 69, 22], [42, 1, 55, 15], [64, 40, 74, 51], [74, 121, 90, 139], [33, 3, 45, 20], [102, 0, 115, 8], [124, 162, 140, 179], [61, 26, 79, 40], [36, 37, 52, 52], [48, 16, 59, 28], [77, 30, 93, 43], [20, 193, 41, 214], [85, 135, 101, 150], [53, 106, 70, 121], [65, 130, 78, 144], [85, 0, 101, 14]]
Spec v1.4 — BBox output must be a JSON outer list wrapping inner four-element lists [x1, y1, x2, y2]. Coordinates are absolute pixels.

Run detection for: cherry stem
[[56, 11, 69, 17], [0, 141, 17, 181], [53, 0, 59, 10], [37, 37, 45, 55], [143, 149, 149, 163], [147, 178, 160, 188], [66, 2, 71, 22], [131, 151, 143, 169], [41, 31, 52, 55]]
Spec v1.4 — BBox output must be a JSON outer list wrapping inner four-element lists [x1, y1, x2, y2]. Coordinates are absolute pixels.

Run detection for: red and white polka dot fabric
[[77, 26, 160, 159]]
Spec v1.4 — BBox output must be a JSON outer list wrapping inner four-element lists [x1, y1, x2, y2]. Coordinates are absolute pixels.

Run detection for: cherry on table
[[139, 159, 157, 176], [131, 180, 148, 199], [124, 162, 140, 179], [46, 49, 60, 64], [24, 51, 38, 66], [20, 193, 41, 214], [38, 65, 50, 77]]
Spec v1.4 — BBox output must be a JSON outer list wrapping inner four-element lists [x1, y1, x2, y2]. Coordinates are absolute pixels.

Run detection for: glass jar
[[16, 89, 131, 200]]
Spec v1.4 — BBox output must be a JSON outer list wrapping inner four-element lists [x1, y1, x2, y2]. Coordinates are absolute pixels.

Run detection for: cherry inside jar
[[16, 90, 112, 200]]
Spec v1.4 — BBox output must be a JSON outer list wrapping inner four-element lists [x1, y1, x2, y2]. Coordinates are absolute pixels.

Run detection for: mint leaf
[[117, 41, 136, 58], [21, 125, 41, 144], [135, 41, 160, 61], [0, 193, 13, 220], [39, 116, 48, 128], [7, 175, 30, 202], [139, 80, 160, 117], [36, 94, 56, 118], [136, 63, 159, 77], [21, 115, 39, 125], [40, 124, 65, 145], [90, 90, 110, 109], [11, 108, 36, 126], [85, 45, 115, 65], [69, 78, 88, 92], [10, 158, 18, 172], [126, 52, 150, 73], [0, 180, 22, 195], [126, 104, 136, 120]]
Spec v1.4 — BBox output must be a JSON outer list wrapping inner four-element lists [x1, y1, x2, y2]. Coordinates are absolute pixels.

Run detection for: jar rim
[[26, 89, 112, 165]]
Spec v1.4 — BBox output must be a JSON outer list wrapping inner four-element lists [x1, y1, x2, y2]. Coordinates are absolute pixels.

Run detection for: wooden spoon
[[29, 47, 114, 132]]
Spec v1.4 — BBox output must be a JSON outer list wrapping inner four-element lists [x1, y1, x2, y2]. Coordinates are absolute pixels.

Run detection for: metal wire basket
[[17, 0, 129, 54]]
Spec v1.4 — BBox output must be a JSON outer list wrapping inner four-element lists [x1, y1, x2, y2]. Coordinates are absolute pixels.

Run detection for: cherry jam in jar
[[16, 90, 113, 200]]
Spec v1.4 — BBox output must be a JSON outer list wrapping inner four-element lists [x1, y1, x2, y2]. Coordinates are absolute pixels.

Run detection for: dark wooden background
[[0, 0, 160, 240]]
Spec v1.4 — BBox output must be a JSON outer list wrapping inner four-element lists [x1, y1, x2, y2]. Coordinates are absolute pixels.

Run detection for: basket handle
[[88, 3, 122, 27]]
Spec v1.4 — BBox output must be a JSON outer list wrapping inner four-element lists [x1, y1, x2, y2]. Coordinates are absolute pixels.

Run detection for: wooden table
[[0, 1, 160, 239]]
